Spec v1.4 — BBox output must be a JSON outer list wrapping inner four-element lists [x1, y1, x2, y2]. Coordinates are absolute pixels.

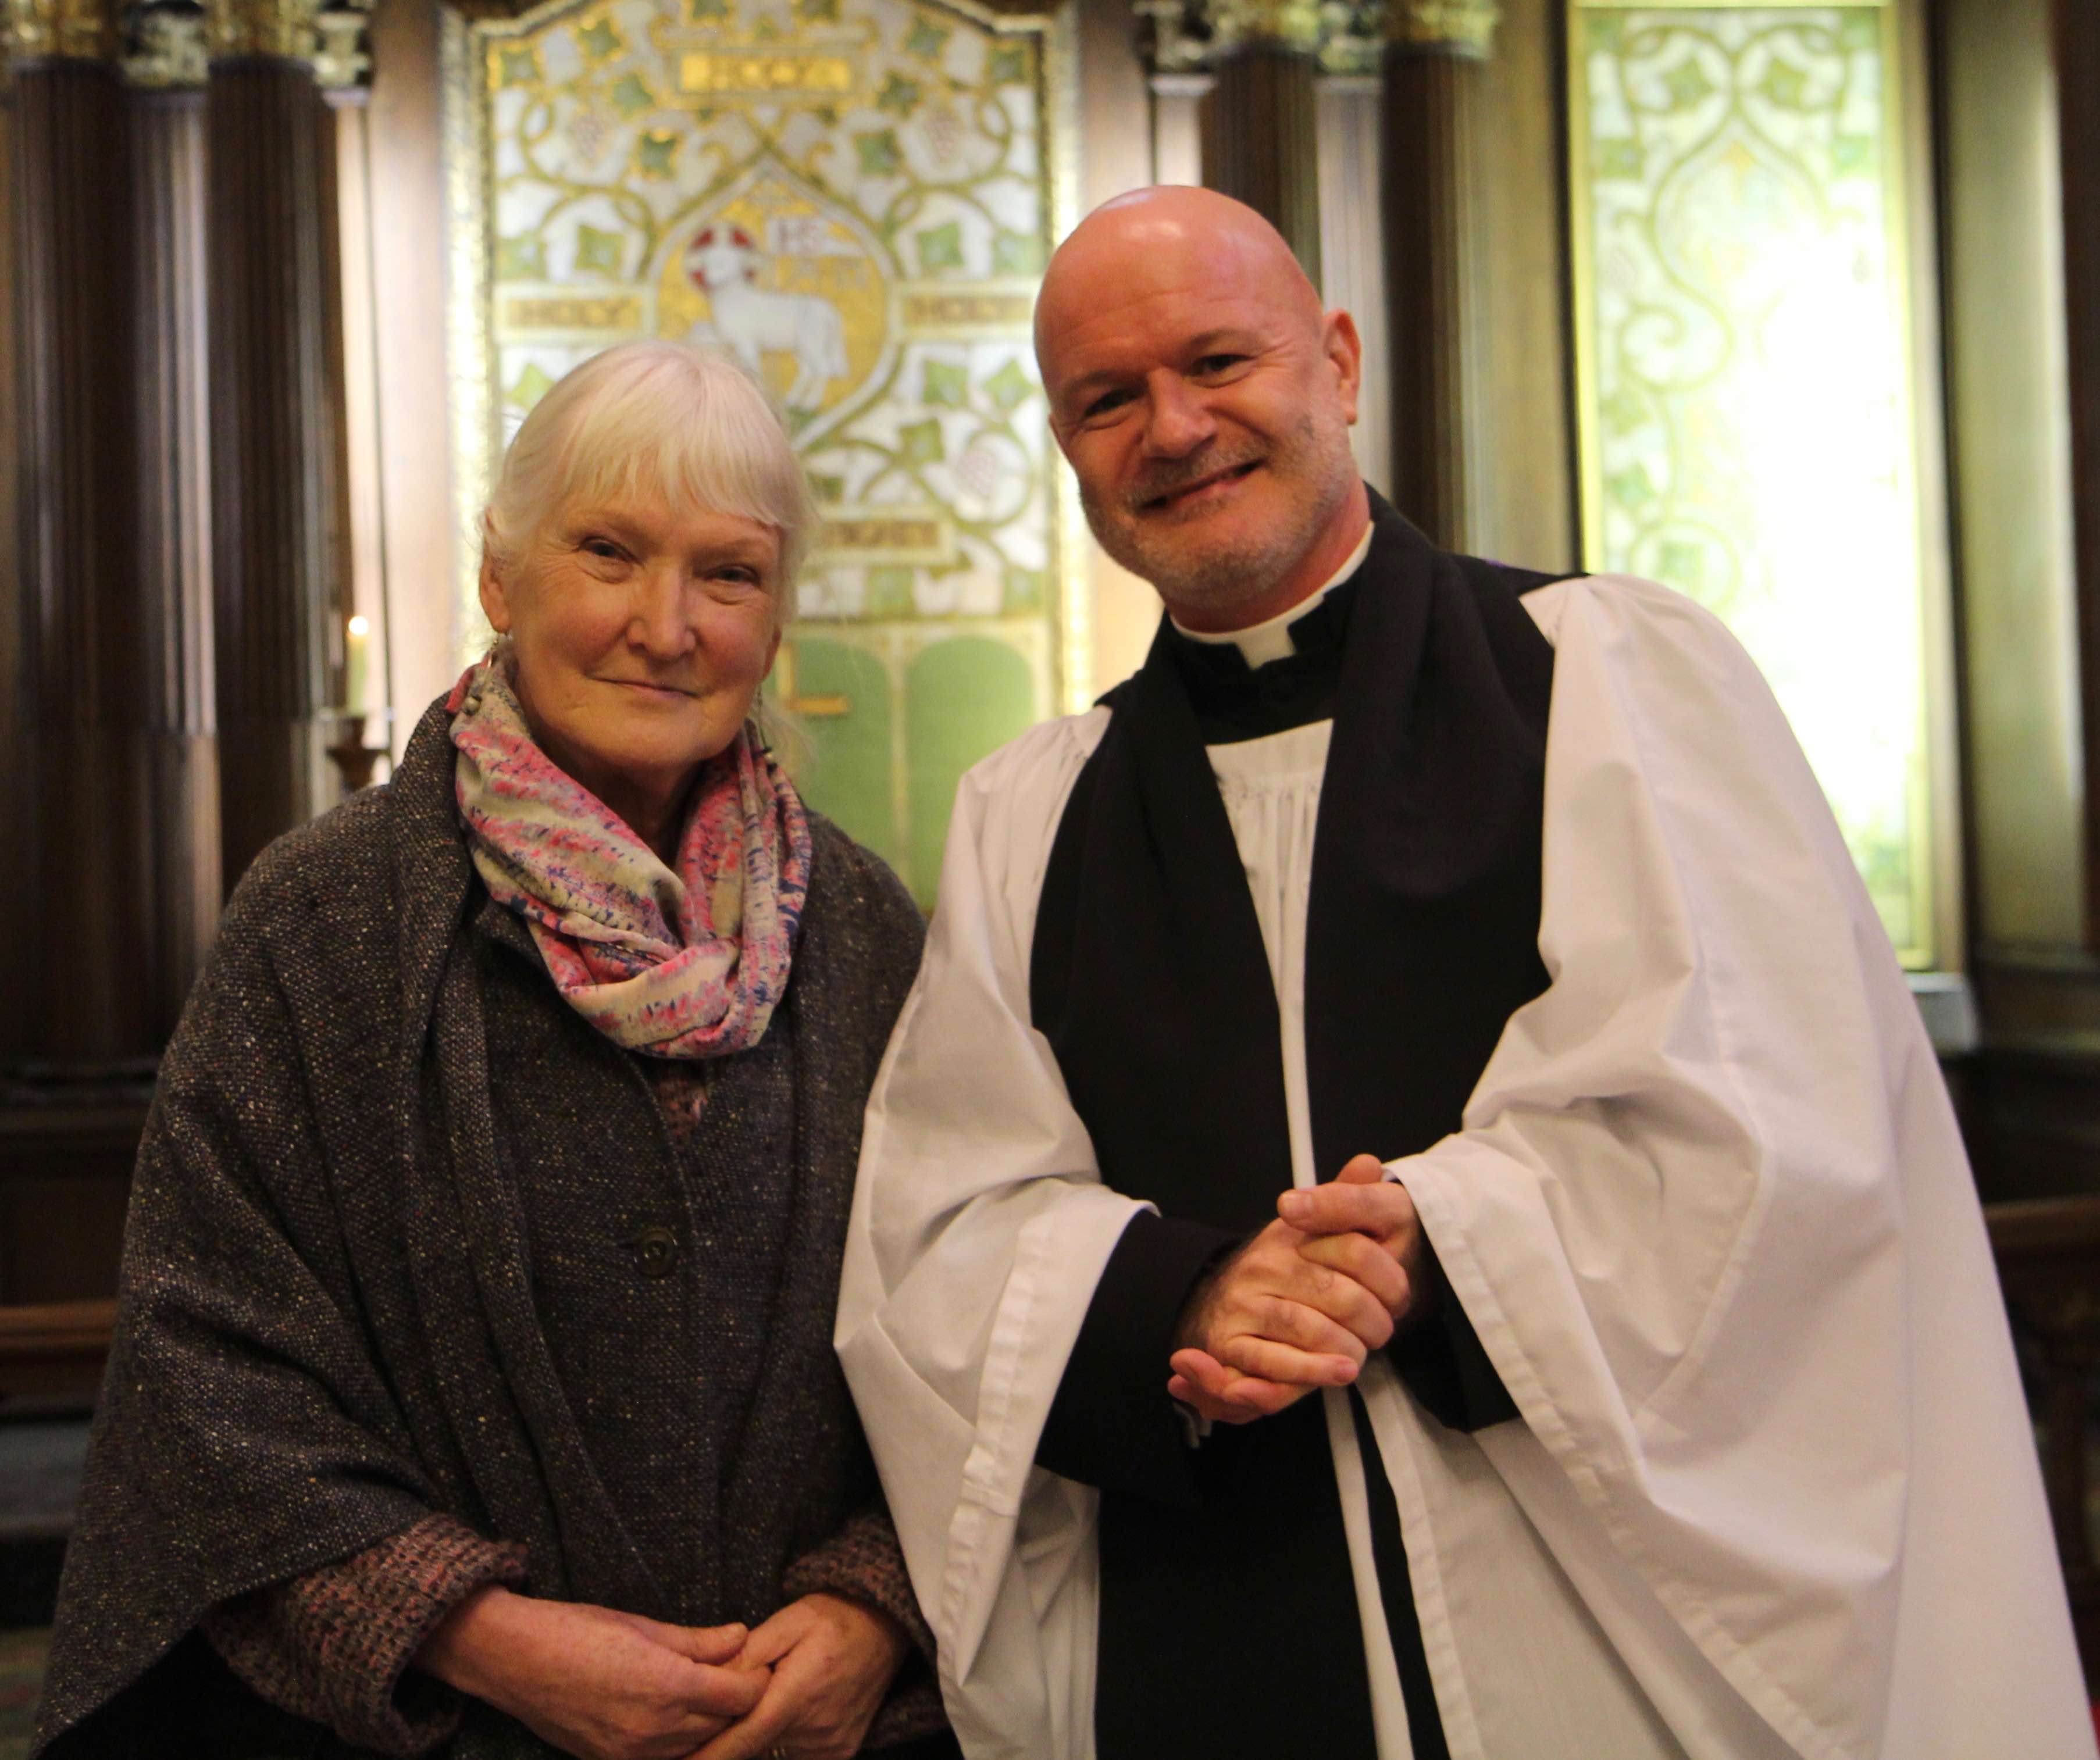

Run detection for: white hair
[[481, 340, 814, 626]]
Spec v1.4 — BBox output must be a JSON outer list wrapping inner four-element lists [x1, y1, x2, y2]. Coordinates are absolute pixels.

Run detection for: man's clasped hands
[[1169, 1153, 1426, 1425]]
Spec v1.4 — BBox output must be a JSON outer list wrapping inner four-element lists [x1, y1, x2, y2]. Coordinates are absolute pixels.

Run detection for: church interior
[[1, 0, 2097, 1743]]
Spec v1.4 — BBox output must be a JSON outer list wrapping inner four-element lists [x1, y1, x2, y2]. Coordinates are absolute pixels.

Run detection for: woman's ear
[[479, 551, 513, 634]]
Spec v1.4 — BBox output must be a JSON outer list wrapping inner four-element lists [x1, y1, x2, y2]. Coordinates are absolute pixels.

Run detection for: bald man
[[839, 190, 2092, 1760]]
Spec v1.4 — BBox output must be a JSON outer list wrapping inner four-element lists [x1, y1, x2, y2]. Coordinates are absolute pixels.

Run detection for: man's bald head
[[1034, 187, 1325, 373], [1033, 187, 1367, 631]]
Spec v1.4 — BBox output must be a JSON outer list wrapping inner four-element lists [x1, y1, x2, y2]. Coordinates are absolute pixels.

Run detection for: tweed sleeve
[[201, 1512, 527, 1756]]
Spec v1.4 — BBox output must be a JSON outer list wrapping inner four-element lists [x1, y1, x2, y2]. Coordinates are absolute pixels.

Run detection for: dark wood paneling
[[0, 1094, 147, 1308]]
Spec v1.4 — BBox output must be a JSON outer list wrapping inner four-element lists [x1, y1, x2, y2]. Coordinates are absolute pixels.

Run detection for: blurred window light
[[1570, 1, 1937, 965]]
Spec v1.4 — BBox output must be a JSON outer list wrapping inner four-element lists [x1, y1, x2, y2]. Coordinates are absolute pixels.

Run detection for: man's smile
[[1139, 458, 1263, 514]]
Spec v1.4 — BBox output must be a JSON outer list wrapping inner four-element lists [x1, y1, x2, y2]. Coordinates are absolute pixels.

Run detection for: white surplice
[[838, 574, 2095, 1760]]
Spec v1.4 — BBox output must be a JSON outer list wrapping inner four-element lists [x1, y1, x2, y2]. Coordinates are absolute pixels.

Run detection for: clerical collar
[[1169, 522, 1374, 667]]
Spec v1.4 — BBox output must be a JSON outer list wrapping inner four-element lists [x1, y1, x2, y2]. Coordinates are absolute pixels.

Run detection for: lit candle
[[345, 613, 370, 712]]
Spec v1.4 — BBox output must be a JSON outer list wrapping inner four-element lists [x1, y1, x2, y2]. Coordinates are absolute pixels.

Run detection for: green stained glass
[[1596, 139, 1644, 180], [982, 358, 1035, 413], [905, 16, 950, 59], [1760, 60, 1808, 109], [781, 641, 900, 871], [574, 223, 624, 275], [1002, 566, 1044, 614], [495, 45, 541, 85], [1832, 134, 1876, 177], [922, 359, 969, 406], [1573, 4, 1934, 964], [807, 473, 846, 504], [907, 639, 1035, 907], [877, 73, 921, 117], [798, 0, 841, 20], [987, 43, 1029, 84], [915, 220, 963, 272], [1664, 57, 1714, 108], [855, 129, 903, 175], [633, 130, 678, 177], [508, 362, 555, 410], [991, 231, 1043, 274], [494, 237, 548, 280], [686, 0, 729, 20], [899, 417, 946, 463], [867, 567, 917, 617], [609, 73, 654, 116], [576, 16, 622, 61]]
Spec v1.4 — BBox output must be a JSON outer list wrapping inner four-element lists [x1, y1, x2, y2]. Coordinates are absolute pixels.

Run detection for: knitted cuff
[[202, 1512, 528, 1757], [780, 1506, 936, 1666]]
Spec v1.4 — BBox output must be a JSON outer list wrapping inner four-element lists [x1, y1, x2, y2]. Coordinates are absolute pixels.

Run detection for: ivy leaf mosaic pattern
[[1574, 6, 1931, 961], [470, 0, 1064, 901]]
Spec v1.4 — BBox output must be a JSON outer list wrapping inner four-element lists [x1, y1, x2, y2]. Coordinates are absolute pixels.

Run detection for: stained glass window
[[447, 0, 1078, 904], [1570, 1, 1938, 964]]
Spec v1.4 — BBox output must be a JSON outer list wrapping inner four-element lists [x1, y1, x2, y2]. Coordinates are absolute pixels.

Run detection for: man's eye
[[1191, 354, 1247, 377], [1081, 388, 1135, 422]]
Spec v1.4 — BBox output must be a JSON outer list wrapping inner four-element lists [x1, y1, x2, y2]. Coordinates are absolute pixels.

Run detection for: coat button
[[627, 1226, 680, 1279]]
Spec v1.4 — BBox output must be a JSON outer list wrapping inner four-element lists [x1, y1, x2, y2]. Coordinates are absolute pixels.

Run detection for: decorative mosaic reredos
[[480, 0, 1060, 625], [458, 0, 1073, 903]]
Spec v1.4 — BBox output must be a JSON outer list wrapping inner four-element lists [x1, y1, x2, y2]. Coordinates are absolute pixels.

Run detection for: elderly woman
[[32, 342, 949, 1760]]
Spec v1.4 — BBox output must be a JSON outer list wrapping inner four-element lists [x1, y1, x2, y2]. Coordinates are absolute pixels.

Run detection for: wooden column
[[204, 0, 351, 893], [1203, 44, 1322, 287], [133, 74, 222, 1030], [8, 13, 159, 1066], [2059, 0, 2100, 954], [1380, 0, 1498, 549]]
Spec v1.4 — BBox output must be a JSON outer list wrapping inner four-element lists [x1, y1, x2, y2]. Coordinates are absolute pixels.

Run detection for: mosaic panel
[[448, 0, 1075, 902], [1570, 2, 1935, 963]]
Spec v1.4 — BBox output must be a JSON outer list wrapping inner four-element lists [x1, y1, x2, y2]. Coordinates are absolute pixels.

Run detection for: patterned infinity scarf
[[447, 651, 811, 1063]]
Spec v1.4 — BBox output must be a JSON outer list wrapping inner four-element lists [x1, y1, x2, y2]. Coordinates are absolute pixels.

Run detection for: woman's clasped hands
[[419, 1586, 909, 1760]]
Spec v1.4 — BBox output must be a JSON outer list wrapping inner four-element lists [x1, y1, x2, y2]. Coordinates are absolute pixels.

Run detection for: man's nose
[[628, 566, 695, 656], [1141, 374, 1215, 458]]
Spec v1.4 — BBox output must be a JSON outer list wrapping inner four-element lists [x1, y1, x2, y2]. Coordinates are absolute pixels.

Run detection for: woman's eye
[[580, 537, 622, 560]]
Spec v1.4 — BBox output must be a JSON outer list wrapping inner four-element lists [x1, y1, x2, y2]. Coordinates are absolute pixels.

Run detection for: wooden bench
[[0, 1300, 116, 1405]]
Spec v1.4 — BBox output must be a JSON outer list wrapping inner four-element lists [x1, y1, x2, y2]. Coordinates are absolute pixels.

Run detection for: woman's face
[[479, 490, 785, 823]]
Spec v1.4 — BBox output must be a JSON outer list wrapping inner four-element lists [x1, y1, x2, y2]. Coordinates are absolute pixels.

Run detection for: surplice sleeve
[[1388, 573, 2014, 1759]]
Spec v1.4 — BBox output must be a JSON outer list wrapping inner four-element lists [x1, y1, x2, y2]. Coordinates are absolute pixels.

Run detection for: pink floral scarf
[[447, 652, 811, 1069]]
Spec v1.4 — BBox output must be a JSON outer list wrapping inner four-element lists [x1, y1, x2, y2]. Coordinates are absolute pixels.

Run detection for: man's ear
[[479, 550, 513, 634], [1324, 309, 1363, 427]]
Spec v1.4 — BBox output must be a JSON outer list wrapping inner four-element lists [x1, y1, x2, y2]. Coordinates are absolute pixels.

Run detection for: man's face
[[1038, 217, 1362, 625]]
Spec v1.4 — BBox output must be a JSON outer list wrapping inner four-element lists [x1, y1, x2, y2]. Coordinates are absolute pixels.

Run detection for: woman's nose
[[1142, 374, 1215, 458], [627, 566, 695, 656]]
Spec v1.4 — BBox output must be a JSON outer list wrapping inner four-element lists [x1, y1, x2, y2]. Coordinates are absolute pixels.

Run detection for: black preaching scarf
[[1030, 492, 1564, 1760]]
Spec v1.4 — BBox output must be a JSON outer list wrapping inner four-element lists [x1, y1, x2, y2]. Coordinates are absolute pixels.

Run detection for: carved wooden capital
[[1384, 0, 1498, 58], [4, 0, 120, 63], [202, 0, 316, 60], [1138, 0, 1381, 76]]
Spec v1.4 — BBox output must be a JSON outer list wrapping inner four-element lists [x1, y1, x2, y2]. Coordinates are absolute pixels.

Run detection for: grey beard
[[1078, 413, 1356, 619]]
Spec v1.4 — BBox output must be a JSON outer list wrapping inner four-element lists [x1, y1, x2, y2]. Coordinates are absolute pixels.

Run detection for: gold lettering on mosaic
[[815, 512, 955, 565], [899, 287, 1035, 335], [678, 48, 854, 97], [502, 294, 648, 333]]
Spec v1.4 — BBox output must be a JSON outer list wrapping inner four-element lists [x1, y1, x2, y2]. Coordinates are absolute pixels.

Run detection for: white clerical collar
[[1170, 523, 1375, 667]]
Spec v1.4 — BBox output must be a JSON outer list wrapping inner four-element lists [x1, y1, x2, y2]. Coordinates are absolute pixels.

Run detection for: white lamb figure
[[684, 226, 850, 412]]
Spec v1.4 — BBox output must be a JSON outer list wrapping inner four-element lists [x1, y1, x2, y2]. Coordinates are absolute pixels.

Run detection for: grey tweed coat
[[33, 701, 929, 1759]]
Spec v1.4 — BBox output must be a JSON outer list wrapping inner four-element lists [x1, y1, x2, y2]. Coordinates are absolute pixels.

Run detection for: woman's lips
[[605, 679, 695, 699]]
